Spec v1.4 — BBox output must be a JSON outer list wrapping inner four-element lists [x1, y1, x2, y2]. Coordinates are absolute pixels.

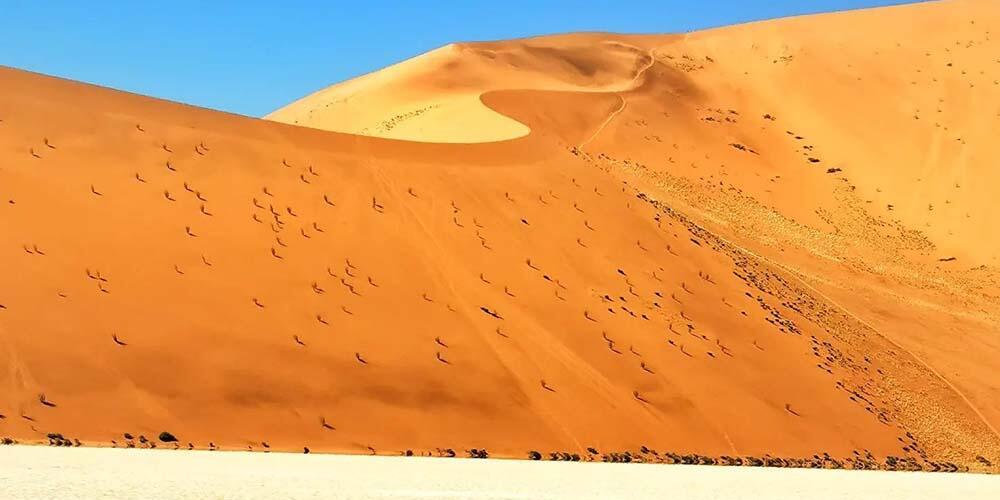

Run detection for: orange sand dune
[[2, 0, 999, 472], [266, 33, 663, 143]]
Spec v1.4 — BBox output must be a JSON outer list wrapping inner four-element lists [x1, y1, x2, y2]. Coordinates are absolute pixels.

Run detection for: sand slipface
[[1, 0, 999, 476], [265, 36, 661, 143]]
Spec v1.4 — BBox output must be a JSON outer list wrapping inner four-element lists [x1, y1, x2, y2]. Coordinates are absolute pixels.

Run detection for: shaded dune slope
[[2, 0, 999, 472]]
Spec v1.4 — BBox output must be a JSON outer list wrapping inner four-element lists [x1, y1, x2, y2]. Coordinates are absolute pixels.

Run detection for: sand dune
[[266, 34, 661, 143], [1, 0, 999, 474]]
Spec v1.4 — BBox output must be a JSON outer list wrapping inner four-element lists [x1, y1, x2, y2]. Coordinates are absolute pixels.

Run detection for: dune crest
[[266, 35, 661, 143]]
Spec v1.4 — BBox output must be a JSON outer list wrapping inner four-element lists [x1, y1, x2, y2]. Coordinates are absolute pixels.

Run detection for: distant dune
[[1, 0, 999, 473], [266, 34, 666, 143]]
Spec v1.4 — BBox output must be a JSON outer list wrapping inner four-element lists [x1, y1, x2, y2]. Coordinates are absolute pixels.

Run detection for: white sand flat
[[1, 446, 998, 500]]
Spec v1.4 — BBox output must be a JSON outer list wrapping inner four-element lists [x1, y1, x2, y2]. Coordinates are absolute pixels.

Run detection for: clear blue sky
[[1, 0, 921, 117]]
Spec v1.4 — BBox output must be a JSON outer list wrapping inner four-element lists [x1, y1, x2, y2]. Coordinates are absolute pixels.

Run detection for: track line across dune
[[691, 218, 1000, 443], [579, 95, 626, 149], [578, 48, 658, 149], [781, 268, 1000, 442]]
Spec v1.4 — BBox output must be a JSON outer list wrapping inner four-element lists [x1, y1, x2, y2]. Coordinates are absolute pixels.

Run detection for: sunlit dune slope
[[266, 34, 663, 143], [2, 0, 1000, 473]]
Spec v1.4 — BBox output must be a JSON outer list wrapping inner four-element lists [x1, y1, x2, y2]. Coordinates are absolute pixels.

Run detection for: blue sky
[[1, 0, 921, 117]]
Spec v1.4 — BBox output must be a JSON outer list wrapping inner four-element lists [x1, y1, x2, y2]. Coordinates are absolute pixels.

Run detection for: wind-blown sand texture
[[1, 0, 999, 473]]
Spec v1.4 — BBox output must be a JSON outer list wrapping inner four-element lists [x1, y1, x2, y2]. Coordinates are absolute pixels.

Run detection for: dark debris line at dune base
[[0, 436, 980, 473]]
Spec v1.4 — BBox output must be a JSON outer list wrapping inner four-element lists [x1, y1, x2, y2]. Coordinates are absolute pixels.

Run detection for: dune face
[[1, 0, 999, 473], [265, 35, 661, 143]]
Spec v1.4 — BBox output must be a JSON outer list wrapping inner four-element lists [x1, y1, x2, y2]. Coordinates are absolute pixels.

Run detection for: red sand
[[1, 0, 998, 471]]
